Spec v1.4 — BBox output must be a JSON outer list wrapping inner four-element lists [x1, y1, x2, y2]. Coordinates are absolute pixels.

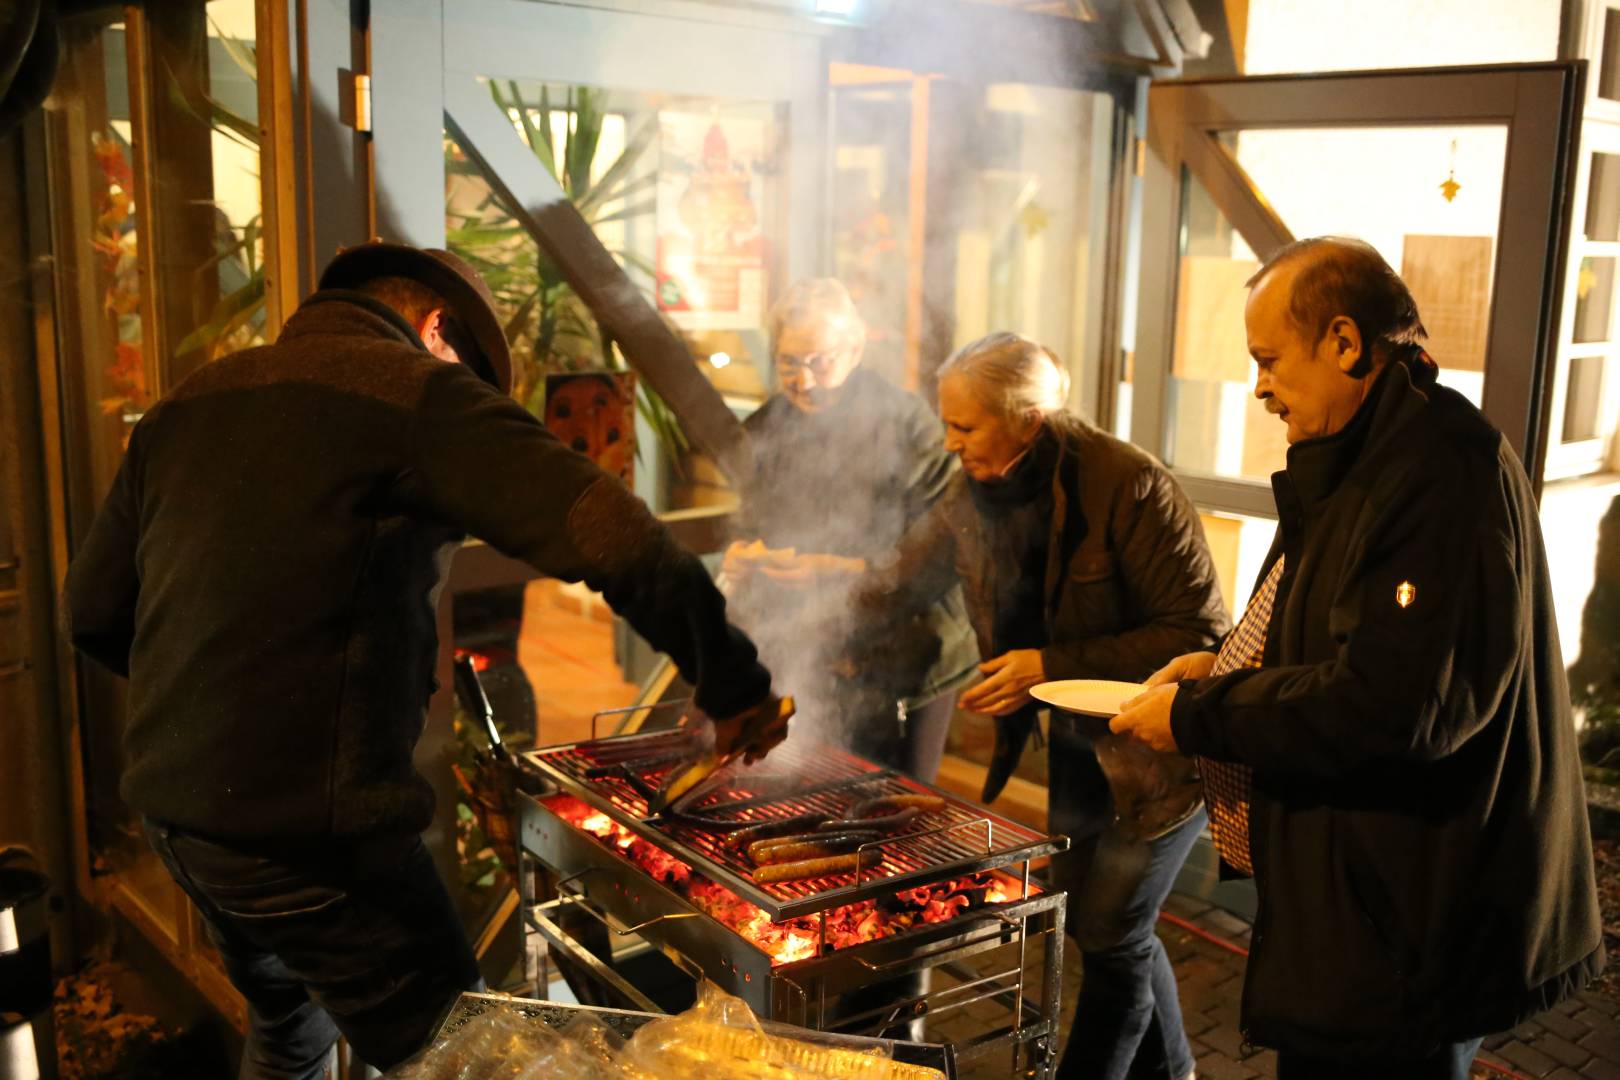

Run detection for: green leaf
[[609, 248, 659, 279], [582, 171, 659, 224], [575, 117, 658, 216], [175, 273, 265, 357], [209, 19, 260, 82], [589, 196, 657, 227], [503, 287, 543, 341], [568, 87, 603, 199]]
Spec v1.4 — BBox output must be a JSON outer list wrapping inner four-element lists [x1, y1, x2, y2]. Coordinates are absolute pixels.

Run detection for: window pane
[[1200, 511, 1279, 617], [1589, 153, 1620, 241], [939, 83, 1109, 390], [447, 80, 777, 430], [830, 75, 912, 390], [47, 17, 170, 937], [1564, 355, 1608, 442], [1576, 257, 1618, 344], [1226, 125, 1507, 409], [1602, 8, 1620, 102], [146, 1, 266, 387], [1165, 168, 1288, 482]]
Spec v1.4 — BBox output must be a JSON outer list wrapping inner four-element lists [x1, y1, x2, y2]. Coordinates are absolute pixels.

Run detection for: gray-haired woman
[[856, 332, 1229, 1080]]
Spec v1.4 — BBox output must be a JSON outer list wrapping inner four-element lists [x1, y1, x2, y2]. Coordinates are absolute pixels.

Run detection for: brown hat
[[319, 241, 513, 394]]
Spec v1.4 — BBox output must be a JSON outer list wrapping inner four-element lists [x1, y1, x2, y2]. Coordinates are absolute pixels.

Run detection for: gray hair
[[937, 332, 1071, 420], [767, 278, 866, 352]]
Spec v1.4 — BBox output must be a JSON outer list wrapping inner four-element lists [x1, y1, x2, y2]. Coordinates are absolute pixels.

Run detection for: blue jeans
[[1276, 1038, 1484, 1079], [1049, 717, 1203, 1080], [144, 820, 482, 1079]]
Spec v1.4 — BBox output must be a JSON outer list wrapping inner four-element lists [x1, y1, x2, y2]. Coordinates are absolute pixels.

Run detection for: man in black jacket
[[63, 243, 785, 1078], [1112, 237, 1603, 1078]]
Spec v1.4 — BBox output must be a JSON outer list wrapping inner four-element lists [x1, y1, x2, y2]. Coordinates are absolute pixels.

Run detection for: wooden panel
[[1173, 254, 1258, 383], [1240, 392, 1288, 479], [1400, 233, 1493, 373], [1198, 511, 1243, 616]]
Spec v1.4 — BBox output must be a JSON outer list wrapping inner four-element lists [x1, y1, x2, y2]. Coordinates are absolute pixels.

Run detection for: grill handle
[[453, 655, 509, 763]]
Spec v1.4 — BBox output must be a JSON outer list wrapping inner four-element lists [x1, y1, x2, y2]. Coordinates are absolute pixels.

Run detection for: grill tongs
[[452, 656, 547, 794], [649, 694, 796, 814]]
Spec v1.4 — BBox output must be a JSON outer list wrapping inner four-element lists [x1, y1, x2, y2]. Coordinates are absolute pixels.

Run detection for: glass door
[[1132, 64, 1582, 611]]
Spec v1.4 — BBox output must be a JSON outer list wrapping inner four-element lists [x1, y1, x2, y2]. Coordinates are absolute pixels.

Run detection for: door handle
[[0, 659, 31, 681]]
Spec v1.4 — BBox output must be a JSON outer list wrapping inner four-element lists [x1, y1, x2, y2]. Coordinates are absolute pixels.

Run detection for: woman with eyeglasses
[[722, 278, 977, 784]]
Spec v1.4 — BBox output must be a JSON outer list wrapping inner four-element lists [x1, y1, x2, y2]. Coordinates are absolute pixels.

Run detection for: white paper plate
[[1029, 679, 1147, 716]]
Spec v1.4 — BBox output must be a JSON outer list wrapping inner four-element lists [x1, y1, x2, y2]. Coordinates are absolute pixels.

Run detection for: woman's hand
[[959, 649, 1046, 717], [1144, 650, 1218, 687]]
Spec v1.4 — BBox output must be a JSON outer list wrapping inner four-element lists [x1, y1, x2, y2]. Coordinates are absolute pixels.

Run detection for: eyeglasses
[[774, 346, 852, 378]]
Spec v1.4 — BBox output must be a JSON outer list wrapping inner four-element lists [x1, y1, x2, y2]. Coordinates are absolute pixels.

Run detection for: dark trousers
[[1049, 717, 1202, 1080], [144, 820, 481, 1080], [846, 691, 957, 782], [1276, 1038, 1484, 1079]]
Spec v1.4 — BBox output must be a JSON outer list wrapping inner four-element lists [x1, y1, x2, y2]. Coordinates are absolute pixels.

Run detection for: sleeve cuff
[[1169, 678, 1206, 757]]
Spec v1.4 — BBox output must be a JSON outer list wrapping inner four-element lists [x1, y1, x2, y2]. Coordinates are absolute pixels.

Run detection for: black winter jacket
[[1171, 358, 1604, 1056], [64, 293, 771, 841]]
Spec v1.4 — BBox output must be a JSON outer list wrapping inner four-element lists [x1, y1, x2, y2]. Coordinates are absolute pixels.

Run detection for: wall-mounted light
[[709, 351, 733, 370]]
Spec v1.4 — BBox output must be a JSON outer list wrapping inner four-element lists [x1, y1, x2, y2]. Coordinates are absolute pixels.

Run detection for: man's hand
[[1109, 684, 1180, 753], [721, 539, 764, 582], [713, 694, 795, 764], [1144, 650, 1218, 687], [959, 649, 1046, 717], [758, 552, 866, 586]]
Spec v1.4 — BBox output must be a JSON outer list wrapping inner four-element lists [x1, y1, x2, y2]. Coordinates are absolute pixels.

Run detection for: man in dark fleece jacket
[[63, 243, 784, 1078], [1111, 238, 1602, 1079]]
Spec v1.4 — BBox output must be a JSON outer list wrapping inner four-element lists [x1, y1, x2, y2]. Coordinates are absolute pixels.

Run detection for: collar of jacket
[[1271, 355, 1438, 519], [1042, 412, 1096, 617], [278, 289, 432, 352]]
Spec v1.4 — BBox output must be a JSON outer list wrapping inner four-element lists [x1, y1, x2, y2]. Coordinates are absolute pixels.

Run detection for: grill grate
[[524, 733, 1065, 921]]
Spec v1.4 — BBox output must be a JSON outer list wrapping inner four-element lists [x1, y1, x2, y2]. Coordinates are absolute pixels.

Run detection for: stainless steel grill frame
[[523, 733, 1066, 920], [517, 774, 1070, 1078]]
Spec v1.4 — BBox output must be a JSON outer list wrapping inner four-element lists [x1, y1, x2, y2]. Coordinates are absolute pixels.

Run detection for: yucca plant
[[446, 81, 689, 467], [165, 19, 268, 361]]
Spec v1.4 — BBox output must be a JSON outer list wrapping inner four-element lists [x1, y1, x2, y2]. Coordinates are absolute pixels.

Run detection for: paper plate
[[1029, 679, 1147, 716]]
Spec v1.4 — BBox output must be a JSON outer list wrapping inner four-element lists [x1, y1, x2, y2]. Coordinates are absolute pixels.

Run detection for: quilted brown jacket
[[861, 412, 1230, 833]]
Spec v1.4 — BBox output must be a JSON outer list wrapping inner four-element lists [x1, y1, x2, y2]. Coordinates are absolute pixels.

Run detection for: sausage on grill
[[748, 831, 881, 865], [728, 813, 831, 849], [826, 806, 920, 832], [752, 852, 876, 884], [844, 794, 947, 819]]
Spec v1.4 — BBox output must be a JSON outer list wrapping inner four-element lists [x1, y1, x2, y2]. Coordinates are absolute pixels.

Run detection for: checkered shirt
[[1198, 556, 1285, 877]]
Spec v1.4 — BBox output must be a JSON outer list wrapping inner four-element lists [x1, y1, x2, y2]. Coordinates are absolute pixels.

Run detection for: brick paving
[[1156, 894, 1620, 1080], [931, 891, 1620, 1079]]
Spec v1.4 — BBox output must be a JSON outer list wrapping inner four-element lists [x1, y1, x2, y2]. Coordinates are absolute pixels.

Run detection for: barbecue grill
[[516, 719, 1071, 1079]]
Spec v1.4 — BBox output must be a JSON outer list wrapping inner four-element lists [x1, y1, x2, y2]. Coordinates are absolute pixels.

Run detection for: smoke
[[724, 1, 1117, 756], [724, 381, 925, 754]]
